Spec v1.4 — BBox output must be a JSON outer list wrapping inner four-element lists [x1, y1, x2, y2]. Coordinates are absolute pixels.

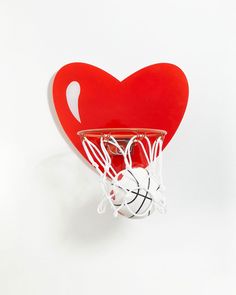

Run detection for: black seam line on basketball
[[111, 182, 142, 205], [133, 173, 150, 215], [116, 177, 160, 192], [129, 189, 152, 201], [113, 190, 152, 206], [129, 170, 151, 218], [113, 188, 144, 207], [125, 182, 159, 209], [113, 187, 152, 207], [113, 181, 160, 207], [125, 170, 141, 205], [124, 188, 152, 201]]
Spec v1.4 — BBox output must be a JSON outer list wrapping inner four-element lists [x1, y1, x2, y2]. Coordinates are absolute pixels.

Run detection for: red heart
[[52, 62, 188, 168]]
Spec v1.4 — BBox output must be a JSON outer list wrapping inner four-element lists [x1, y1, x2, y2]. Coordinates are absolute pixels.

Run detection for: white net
[[82, 134, 166, 218]]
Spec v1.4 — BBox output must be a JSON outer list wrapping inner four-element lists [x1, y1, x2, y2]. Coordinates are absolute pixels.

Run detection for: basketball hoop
[[52, 62, 189, 219], [78, 128, 167, 219]]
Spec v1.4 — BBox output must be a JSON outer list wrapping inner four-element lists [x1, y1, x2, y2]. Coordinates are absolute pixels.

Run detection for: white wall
[[0, 0, 235, 294]]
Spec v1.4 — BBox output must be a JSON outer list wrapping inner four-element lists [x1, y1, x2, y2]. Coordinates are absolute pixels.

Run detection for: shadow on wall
[[34, 152, 123, 247], [33, 75, 124, 247]]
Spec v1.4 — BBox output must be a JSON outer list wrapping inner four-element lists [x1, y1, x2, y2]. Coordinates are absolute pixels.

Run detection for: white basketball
[[110, 167, 163, 218]]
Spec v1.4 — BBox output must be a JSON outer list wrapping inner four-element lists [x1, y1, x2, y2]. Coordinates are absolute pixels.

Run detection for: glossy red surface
[[52, 62, 188, 171]]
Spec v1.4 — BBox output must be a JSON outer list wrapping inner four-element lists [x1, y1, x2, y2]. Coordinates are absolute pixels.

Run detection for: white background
[[0, 0, 236, 294]]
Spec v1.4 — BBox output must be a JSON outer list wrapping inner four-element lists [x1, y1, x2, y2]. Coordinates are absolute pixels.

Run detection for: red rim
[[77, 128, 167, 139]]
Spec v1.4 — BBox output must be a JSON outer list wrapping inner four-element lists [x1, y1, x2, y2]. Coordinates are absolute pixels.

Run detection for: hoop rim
[[77, 128, 167, 139]]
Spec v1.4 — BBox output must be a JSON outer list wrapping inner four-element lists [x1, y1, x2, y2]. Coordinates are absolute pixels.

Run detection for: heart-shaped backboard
[[52, 62, 189, 168]]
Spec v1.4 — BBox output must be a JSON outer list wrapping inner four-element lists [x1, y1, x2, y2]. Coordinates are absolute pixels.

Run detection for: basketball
[[111, 167, 163, 218]]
